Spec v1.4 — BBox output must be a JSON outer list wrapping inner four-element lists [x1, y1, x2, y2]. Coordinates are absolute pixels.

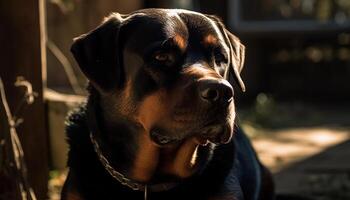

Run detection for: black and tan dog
[[61, 9, 274, 200]]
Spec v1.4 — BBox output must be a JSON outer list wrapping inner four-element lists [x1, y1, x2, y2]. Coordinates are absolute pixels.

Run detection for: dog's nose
[[198, 79, 233, 103]]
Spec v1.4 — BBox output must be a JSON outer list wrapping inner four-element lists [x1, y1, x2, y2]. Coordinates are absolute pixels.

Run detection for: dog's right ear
[[71, 13, 127, 93]]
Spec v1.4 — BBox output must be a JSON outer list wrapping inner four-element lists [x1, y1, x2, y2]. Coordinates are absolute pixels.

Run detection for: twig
[[0, 77, 37, 200]]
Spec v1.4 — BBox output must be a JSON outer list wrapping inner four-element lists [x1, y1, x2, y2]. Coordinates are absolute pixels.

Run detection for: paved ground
[[240, 101, 350, 200], [250, 127, 350, 200], [274, 139, 350, 200]]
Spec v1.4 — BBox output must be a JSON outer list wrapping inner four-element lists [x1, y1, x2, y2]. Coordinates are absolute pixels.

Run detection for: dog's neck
[[87, 96, 215, 187]]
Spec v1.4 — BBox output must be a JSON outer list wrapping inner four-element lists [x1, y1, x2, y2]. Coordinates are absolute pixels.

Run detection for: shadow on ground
[[239, 99, 350, 200], [275, 140, 350, 200]]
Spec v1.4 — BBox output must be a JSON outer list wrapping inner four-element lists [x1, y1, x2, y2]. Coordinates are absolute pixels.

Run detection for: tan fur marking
[[130, 90, 171, 181], [203, 34, 218, 46], [173, 34, 186, 50], [160, 138, 199, 178], [130, 131, 160, 182], [136, 90, 170, 131]]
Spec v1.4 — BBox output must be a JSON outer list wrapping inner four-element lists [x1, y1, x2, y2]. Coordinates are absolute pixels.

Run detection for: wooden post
[[0, 0, 49, 199]]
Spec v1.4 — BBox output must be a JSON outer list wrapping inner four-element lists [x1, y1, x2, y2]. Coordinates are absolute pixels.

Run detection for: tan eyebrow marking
[[173, 34, 186, 50], [203, 34, 218, 46]]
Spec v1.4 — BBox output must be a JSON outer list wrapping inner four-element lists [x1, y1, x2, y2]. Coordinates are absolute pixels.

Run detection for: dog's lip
[[194, 124, 229, 145], [150, 122, 231, 146], [150, 129, 207, 146], [150, 130, 181, 146]]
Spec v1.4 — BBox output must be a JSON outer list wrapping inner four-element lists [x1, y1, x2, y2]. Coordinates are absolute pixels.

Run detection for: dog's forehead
[[126, 9, 225, 48], [122, 11, 185, 50]]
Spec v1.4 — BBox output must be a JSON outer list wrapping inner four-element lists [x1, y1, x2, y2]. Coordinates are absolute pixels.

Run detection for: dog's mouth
[[150, 121, 233, 146], [195, 124, 232, 144]]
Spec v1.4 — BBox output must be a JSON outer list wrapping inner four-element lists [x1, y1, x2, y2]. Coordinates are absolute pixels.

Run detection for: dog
[[61, 8, 274, 200]]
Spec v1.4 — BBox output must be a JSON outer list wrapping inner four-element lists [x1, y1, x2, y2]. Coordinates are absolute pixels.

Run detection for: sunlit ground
[[247, 126, 350, 172]]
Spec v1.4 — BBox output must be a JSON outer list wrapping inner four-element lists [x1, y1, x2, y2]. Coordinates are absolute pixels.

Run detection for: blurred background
[[0, 0, 349, 199]]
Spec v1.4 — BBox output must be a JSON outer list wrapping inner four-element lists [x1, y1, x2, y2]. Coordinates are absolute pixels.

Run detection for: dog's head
[[71, 9, 245, 181]]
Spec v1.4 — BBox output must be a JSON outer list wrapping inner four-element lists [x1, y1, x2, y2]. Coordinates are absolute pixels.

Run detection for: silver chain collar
[[89, 132, 178, 197], [89, 133, 145, 191]]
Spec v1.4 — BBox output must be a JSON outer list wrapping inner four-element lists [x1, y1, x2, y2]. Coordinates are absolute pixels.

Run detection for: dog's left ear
[[207, 15, 246, 92], [223, 30, 246, 92]]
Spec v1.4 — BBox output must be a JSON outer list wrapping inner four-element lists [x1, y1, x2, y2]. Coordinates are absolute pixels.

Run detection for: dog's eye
[[154, 52, 173, 63], [214, 49, 228, 65], [155, 53, 168, 61]]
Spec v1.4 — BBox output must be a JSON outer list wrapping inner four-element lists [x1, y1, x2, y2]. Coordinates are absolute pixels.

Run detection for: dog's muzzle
[[150, 78, 234, 146]]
